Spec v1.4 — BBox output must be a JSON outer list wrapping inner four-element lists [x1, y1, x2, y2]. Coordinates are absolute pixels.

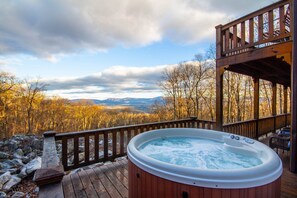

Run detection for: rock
[[0, 163, 11, 171], [14, 149, 24, 157], [31, 139, 42, 150], [23, 146, 32, 155], [19, 157, 41, 178], [0, 172, 11, 190], [79, 153, 84, 162], [0, 152, 9, 160], [7, 169, 18, 175], [5, 140, 19, 152], [0, 191, 6, 198], [20, 156, 30, 164], [99, 150, 112, 158], [26, 152, 36, 160], [4, 159, 23, 168], [11, 191, 25, 198], [13, 148, 24, 159], [2, 175, 21, 191], [79, 146, 84, 152]]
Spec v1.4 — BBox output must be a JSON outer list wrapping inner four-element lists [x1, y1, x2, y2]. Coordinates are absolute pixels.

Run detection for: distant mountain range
[[72, 97, 163, 112]]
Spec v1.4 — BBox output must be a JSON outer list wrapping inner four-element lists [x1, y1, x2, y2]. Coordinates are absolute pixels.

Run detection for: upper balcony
[[216, 0, 292, 87]]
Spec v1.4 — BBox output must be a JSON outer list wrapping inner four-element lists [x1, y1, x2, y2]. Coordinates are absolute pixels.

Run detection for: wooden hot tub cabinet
[[128, 160, 281, 198]]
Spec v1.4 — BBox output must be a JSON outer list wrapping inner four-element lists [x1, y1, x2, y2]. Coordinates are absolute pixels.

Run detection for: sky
[[0, 0, 277, 99]]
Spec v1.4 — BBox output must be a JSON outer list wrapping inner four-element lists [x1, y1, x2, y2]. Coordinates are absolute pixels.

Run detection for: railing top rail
[[219, 0, 290, 30], [55, 118, 215, 139]]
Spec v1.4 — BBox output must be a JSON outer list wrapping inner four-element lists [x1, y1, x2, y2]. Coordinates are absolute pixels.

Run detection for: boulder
[[11, 191, 25, 198], [0, 191, 6, 198], [3, 159, 23, 168], [31, 139, 42, 150], [0, 172, 11, 190], [23, 146, 32, 155], [2, 175, 21, 191], [0, 163, 11, 171], [79, 146, 84, 152], [7, 169, 18, 175], [20, 156, 30, 164], [26, 152, 37, 160], [0, 152, 9, 160], [19, 157, 41, 178], [5, 140, 19, 152], [13, 149, 24, 159]]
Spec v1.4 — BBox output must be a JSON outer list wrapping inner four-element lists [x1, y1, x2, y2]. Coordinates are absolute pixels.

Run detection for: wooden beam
[[217, 41, 293, 67], [290, 0, 297, 173], [254, 78, 260, 138], [216, 66, 224, 130]]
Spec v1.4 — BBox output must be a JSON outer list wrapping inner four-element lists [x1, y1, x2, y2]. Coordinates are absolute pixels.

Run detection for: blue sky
[[0, 0, 276, 99]]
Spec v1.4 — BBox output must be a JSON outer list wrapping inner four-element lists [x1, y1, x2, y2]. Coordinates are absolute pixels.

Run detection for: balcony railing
[[216, 0, 292, 58]]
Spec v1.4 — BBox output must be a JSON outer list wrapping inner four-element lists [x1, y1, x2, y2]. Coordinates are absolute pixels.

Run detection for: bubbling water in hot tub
[[138, 137, 262, 169]]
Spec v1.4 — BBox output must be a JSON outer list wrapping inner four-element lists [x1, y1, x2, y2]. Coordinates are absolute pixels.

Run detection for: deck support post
[[253, 78, 260, 139], [34, 131, 64, 197], [290, 0, 297, 173], [272, 82, 277, 133], [216, 25, 224, 131], [216, 66, 224, 131], [284, 86, 288, 125]]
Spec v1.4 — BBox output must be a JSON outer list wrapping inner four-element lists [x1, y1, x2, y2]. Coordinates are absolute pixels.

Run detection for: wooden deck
[[61, 151, 297, 198]]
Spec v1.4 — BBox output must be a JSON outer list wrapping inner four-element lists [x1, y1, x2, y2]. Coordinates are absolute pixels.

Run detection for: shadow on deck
[[61, 143, 297, 198]]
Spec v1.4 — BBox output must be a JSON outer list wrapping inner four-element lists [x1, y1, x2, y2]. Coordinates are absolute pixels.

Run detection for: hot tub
[[127, 128, 282, 198]]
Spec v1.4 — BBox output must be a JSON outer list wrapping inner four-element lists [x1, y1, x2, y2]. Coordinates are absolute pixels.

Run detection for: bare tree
[[19, 79, 46, 134]]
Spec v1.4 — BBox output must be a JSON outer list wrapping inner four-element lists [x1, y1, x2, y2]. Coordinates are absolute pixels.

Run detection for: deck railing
[[34, 114, 290, 197], [216, 0, 292, 58], [54, 118, 214, 171], [223, 113, 290, 138]]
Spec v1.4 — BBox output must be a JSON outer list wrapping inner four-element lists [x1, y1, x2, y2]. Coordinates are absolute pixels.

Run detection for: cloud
[[42, 65, 169, 99], [0, 0, 276, 57]]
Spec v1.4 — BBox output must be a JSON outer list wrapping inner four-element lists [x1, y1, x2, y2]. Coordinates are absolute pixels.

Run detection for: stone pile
[[0, 135, 43, 197]]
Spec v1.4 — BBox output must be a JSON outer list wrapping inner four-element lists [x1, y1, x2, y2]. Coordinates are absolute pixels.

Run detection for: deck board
[[62, 151, 297, 198]]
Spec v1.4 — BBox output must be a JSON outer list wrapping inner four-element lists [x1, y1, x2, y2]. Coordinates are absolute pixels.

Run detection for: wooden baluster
[[249, 18, 254, 44], [233, 24, 238, 49], [279, 5, 285, 34], [127, 128, 132, 144], [225, 29, 230, 51], [73, 136, 79, 167], [112, 130, 117, 157], [258, 15, 264, 41], [120, 129, 124, 155], [104, 131, 108, 160], [94, 133, 99, 162], [268, 10, 274, 38], [62, 137, 68, 170], [202, 121, 205, 129], [241, 21, 246, 46], [84, 134, 90, 164]]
